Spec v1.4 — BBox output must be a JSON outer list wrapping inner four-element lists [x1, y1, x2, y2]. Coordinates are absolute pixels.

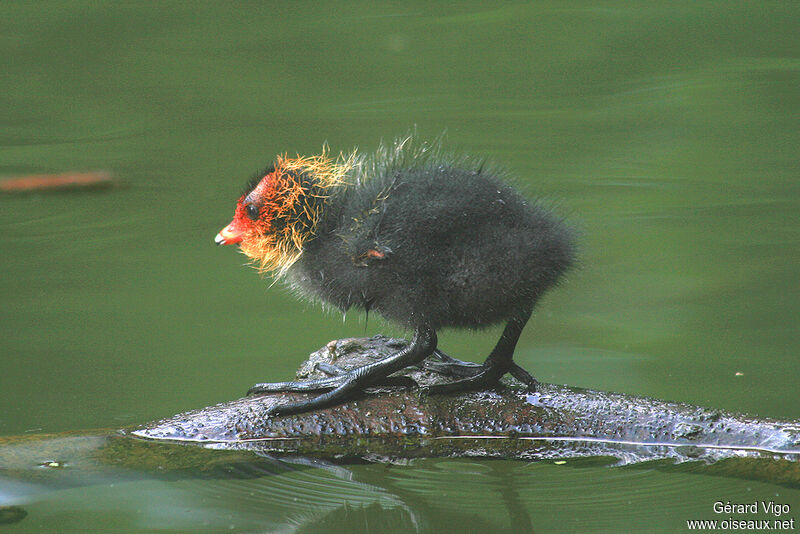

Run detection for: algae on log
[[134, 336, 800, 465]]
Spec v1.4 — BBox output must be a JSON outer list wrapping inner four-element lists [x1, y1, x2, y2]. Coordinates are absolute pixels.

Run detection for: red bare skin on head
[[247, 168, 308, 225], [235, 173, 279, 235], [222, 165, 317, 271], [217, 151, 352, 273], [217, 173, 279, 245]]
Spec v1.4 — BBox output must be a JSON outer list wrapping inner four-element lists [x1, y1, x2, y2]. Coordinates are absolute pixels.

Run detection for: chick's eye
[[245, 203, 259, 220]]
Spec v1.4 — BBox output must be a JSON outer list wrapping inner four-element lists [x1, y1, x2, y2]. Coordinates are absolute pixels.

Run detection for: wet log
[[134, 336, 800, 465]]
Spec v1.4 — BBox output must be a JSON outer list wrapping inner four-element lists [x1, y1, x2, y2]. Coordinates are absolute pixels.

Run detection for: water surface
[[1, 2, 798, 532]]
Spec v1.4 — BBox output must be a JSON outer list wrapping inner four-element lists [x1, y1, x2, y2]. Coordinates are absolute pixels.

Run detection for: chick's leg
[[423, 305, 537, 394], [248, 375, 347, 393], [422, 350, 536, 386], [249, 326, 437, 416], [421, 350, 483, 377], [248, 360, 416, 392]]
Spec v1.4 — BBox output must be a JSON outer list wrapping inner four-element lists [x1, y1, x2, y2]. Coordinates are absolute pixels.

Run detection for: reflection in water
[[1, 434, 799, 533]]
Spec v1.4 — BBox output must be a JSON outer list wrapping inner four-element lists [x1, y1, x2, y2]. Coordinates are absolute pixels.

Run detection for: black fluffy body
[[285, 145, 575, 331]]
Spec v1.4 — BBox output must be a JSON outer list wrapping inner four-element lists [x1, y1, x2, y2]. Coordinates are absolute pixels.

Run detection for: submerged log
[[134, 336, 800, 465]]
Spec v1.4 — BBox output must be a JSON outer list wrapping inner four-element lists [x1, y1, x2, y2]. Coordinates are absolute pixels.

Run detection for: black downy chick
[[215, 138, 575, 415]]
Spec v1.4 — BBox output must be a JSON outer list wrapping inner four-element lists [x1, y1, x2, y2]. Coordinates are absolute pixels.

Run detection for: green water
[[1, 2, 799, 532]]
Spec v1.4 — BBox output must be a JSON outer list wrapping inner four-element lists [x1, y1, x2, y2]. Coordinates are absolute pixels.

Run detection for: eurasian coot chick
[[215, 137, 575, 415]]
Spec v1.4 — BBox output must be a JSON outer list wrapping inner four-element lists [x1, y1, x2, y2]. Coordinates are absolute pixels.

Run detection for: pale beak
[[215, 222, 243, 245]]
